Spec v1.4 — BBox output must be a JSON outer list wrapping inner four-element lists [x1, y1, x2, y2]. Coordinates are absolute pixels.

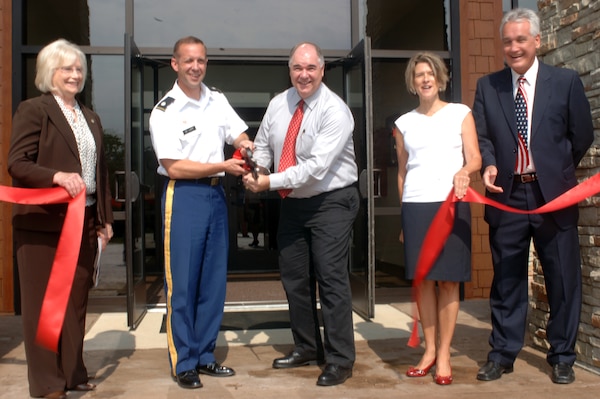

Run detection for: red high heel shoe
[[406, 358, 436, 377], [434, 368, 453, 385]]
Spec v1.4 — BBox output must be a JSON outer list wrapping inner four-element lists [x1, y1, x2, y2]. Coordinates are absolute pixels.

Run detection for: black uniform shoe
[[316, 364, 352, 386], [272, 350, 319, 369], [197, 362, 236, 377], [551, 362, 575, 384], [173, 369, 202, 389], [476, 361, 514, 381]]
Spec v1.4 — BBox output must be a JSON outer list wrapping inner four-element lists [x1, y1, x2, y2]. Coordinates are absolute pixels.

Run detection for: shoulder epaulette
[[210, 86, 223, 94], [155, 97, 175, 111]]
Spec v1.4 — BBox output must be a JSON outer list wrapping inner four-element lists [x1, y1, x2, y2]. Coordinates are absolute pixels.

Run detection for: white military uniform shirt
[[149, 81, 248, 177]]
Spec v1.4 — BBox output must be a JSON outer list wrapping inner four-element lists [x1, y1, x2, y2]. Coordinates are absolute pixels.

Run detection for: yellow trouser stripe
[[164, 180, 177, 374]]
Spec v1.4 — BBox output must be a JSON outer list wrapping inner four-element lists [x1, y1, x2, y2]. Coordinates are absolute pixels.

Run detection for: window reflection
[[25, 0, 125, 46], [87, 56, 125, 139], [514, 0, 539, 11], [367, 0, 450, 51], [133, 0, 352, 49]]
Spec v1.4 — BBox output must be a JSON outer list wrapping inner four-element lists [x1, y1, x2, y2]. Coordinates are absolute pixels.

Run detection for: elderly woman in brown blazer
[[8, 39, 114, 399]]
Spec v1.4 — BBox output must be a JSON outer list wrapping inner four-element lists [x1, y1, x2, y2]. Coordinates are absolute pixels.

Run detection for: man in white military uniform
[[149, 36, 252, 390]]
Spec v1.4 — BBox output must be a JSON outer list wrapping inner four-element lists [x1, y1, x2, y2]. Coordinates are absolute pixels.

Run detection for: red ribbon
[[408, 173, 600, 347], [0, 186, 85, 352]]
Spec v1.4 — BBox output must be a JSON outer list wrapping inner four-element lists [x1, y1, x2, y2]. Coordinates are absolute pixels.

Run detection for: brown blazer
[[8, 93, 114, 231]]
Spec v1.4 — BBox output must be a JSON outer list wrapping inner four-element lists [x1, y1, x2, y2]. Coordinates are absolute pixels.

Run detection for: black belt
[[185, 177, 222, 186], [514, 173, 537, 183]]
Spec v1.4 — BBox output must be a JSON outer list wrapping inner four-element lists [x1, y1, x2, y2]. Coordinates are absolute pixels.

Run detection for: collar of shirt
[[170, 80, 213, 112], [292, 83, 327, 113], [511, 57, 538, 98]]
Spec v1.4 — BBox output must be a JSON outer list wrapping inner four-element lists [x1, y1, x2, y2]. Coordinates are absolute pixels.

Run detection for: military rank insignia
[[156, 96, 175, 111]]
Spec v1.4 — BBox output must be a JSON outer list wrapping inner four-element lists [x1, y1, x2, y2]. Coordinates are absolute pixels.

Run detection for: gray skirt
[[402, 201, 471, 282]]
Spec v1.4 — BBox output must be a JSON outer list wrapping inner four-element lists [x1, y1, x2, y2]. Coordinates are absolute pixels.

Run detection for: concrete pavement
[[1, 299, 600, 399]]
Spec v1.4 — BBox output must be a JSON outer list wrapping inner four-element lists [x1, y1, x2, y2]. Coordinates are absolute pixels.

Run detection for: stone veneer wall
[[530, 0, 600, 370]]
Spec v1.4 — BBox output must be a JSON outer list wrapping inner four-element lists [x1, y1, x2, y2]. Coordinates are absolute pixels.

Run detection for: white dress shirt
[[253, 83, 358, 198]]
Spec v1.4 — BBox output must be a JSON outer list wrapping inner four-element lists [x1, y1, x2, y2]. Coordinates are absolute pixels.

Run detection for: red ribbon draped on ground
[[408, 173, 600, 347], [0, 186, 85, 352]]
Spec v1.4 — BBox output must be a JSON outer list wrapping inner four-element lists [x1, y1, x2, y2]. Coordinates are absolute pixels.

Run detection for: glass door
[[344, 38, 375, 319], [124, 34, 147, 328]]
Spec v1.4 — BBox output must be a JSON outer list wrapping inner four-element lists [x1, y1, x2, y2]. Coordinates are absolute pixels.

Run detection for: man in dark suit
[[472, 8, 593, 385]]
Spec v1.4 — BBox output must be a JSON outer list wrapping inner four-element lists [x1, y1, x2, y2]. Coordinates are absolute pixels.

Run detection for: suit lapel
[[530, 62, 551, 145], [495, 68, 519, 144]]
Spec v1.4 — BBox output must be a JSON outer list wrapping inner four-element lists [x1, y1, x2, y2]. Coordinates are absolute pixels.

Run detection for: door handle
[[114, 170, 140, 203]]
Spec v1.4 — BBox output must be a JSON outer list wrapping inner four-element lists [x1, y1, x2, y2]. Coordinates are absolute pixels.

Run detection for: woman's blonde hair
[[405, 52, 448, 95], [35, 38, 87, 93]]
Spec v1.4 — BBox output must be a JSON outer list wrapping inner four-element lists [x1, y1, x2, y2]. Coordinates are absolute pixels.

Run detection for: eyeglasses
[[58, 66, 83, 75]]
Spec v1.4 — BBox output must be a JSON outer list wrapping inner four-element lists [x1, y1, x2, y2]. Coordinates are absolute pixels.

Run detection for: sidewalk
[[1, 300, 599, 399]]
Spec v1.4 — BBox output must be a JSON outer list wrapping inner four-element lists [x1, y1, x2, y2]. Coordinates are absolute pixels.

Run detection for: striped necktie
[[515, 76, 530, 173]]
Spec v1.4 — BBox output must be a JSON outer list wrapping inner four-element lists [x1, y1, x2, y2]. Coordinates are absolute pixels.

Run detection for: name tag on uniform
[[183, 126, 196, 135]]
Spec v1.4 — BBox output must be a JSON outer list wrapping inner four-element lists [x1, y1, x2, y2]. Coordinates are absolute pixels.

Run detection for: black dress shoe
[[551, 362, 575, 384], [197, 362, 236, 377], [273, 350, 318, 369], [477, 360, 514, 381], [174, 369, 203, 389], [316, 364, 352, 386]]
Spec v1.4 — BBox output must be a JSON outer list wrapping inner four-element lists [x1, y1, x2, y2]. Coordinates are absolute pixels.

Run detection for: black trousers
[[488, 180, 581, 367], [277, 186, 359, 368]]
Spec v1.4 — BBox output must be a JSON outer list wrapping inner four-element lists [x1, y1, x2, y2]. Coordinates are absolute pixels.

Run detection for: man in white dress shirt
[[243, 42, 359, 386]]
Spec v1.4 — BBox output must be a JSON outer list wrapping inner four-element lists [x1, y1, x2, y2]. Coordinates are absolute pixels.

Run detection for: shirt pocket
[[179, 124, 201, 147], [296, 128, 315, 157]]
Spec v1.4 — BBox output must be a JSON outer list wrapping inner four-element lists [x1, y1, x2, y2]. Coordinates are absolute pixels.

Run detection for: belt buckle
[[210, 177, 220, 186], [520, 173, 536, 183]]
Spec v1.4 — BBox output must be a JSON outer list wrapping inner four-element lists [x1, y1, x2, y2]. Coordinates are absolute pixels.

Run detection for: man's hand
[[223, 158, 247, 176], [238, 140, 255, 154], [483, 165, 503, 193], [242, 173, 270, 193]]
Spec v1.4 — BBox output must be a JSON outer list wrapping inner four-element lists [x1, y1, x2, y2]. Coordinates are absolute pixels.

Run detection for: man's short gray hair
[[501, 8, 540, 37]]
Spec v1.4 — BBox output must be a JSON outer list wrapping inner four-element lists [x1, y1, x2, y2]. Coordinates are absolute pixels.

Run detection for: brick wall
[[530, 0, 600, 369], [460, 0, 504, 298], [0, 0, 13, 313]]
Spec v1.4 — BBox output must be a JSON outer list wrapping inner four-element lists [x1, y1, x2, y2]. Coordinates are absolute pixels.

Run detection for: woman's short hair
[[405, 52, 449, 95], [35, 39, 87, 93]]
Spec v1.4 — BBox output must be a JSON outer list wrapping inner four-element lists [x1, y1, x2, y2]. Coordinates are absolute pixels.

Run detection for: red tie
[[278, 99, 304, 198]]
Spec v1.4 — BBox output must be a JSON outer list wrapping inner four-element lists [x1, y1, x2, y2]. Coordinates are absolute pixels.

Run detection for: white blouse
[[395, 102, 470, 202]]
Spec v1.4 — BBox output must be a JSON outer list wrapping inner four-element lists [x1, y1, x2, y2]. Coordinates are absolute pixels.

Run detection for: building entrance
[[113, 38, 377, 328]]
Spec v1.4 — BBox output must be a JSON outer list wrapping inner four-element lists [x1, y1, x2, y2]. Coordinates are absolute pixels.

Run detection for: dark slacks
[[487, 180, 581, 367], [15, 207, 97, 397], [277, 186, 359, 369]]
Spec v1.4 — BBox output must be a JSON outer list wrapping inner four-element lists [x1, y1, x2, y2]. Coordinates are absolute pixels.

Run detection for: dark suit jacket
[[473, 62, 594, 229], [8, 93, 114, 231]]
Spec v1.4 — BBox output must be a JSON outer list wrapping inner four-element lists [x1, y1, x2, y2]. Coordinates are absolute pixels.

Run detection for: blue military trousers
[[162, 179, 228, 375]]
